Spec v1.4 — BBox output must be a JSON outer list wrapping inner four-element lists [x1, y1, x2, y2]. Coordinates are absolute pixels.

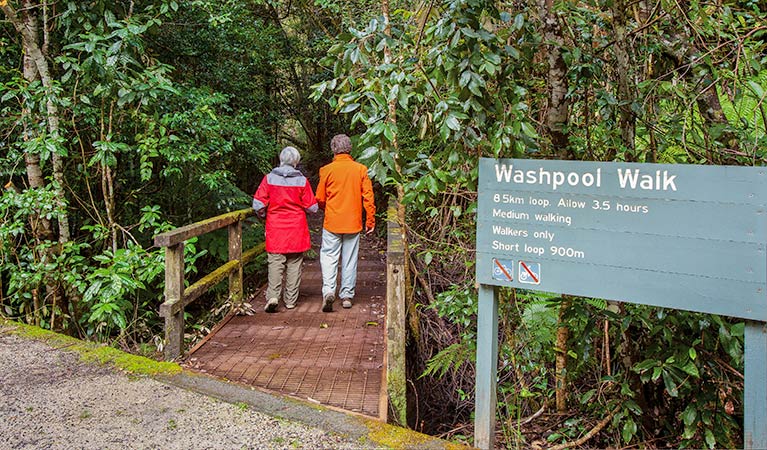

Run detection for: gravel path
[[0, 328, 382, 450]]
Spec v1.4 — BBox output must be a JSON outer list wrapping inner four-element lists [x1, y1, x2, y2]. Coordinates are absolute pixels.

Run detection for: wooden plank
[[159, 244, 266, 317], [386, 204, 405, 264], [228, 221, 243, 304], [154, 208, 254, 248], [163, 243, 185, 360], [242, 243, 266, 265], [183, 260, 240, 307]]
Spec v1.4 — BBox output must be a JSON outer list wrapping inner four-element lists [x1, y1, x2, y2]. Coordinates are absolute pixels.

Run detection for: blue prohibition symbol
[[518, 261, 541, 285], [492, 259, 514, 282]]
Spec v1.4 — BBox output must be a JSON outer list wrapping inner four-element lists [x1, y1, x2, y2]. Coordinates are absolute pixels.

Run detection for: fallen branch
[[520, 402, 547, 425], [546, 404, 621, 450]]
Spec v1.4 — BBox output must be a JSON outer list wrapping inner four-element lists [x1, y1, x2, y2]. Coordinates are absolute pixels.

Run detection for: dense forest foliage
[[1, 0, 765, 448]]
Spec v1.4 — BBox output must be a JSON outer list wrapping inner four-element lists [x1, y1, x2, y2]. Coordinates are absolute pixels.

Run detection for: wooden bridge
[[153, 203, 406, 422]]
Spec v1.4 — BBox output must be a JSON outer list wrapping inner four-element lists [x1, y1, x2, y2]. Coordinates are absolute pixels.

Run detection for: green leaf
[[682, 362, 700, 377], [520, 122, 539, 139], [358, 146, 378, 161], [426, 175, 439, 194], [439, 121, 450, 141], [340, 103, 360, 113], [662, 370, 678, 397], [445, 115, 461, 131], [383, 123, 395, 141], [748, 80, 765, 99], [468, 81, 483, 97], [380, 150, 396, 171], [622, 418, 637, 443], [579, 389, 596, 404], [423, 252, 433, 266], [459, 71, 471, 88], [514, 13, 525, 30], [704, 428, 715, 449], [398, 87, 409, 109], [461, 28, 479, 38], [682, 404, 697, 426], [633, 359, 657, 371], [114, 313, 127, 329]]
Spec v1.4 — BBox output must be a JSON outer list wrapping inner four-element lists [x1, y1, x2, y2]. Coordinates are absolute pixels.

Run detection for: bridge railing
[[385, 199, 407, 425], [154, 208, 264, 360]]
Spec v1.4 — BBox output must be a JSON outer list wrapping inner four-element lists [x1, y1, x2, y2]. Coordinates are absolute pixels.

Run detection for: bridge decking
[[183, 219, 387, 418]]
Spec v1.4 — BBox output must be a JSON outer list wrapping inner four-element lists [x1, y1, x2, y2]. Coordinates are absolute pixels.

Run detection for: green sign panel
[[476, 158, 767, 321]]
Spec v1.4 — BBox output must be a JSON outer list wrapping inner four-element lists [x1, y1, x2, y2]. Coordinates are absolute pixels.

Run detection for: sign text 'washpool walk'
[[494, 164, 678, 191]]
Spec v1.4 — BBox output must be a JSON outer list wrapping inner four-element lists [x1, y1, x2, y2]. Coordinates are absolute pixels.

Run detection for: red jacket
[[252, 166, 318, 253]]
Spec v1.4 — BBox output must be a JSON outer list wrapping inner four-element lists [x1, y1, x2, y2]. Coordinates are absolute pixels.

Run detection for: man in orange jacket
[[315, 134, 376, 312]]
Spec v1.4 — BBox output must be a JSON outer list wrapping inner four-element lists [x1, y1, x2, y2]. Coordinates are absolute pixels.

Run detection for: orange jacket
[[316, 154, 375, 234]]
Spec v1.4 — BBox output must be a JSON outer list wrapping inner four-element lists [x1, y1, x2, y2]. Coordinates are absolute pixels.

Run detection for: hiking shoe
[[322, 292, 335, 312], [264, 298, 278, 313], [342, 299, 352, 309]]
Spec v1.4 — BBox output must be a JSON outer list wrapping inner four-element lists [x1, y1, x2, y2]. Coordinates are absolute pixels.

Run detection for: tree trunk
[[2, 0, 70, 330], [381, 0, 409, 290], [611, 0, 636, 160], [535, 0, 573, 412], [537, 0, 570, 158], [638, 0, 658, 163]]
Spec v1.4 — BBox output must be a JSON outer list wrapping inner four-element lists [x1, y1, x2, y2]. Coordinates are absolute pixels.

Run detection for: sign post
[[744, 321, 767, 449], [475, 158, 767, 449], [475, 285, 498, 449]]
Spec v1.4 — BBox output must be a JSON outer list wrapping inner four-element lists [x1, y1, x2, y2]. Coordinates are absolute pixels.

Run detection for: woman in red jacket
[[252, 147, 318, 312]]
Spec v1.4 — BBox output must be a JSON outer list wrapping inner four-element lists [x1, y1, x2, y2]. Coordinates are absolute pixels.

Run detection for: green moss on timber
[[362, 418, 430, 449], [387, 368, 407, 426], [1, 319, 181, 376], [359, 417, 472, 450]]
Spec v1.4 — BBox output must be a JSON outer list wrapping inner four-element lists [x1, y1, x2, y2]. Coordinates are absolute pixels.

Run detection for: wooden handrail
[[154, 209, 255, 247], [154, 207, 264, 360]]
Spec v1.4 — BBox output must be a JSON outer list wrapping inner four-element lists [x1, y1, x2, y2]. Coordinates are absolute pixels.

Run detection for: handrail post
[[154, 208, 257, 360], [161, 243, 185, 360], [228, 220, 243, 305], [385, 198, 407, 425]]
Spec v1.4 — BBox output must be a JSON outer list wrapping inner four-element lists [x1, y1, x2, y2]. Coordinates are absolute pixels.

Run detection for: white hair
[[279, 146, 301, 167]]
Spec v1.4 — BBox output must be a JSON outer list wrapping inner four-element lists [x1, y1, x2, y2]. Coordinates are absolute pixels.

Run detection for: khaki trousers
[[266, 252, 303, 307]]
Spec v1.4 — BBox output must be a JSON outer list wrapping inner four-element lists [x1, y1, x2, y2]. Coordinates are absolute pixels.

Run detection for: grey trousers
[[320, 229, 360, 300], [266, 252, 303, 307]]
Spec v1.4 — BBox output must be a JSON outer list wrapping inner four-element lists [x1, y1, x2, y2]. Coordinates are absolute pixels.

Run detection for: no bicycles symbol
[[518, 261, 540, 285], [492, 259, 514, 282]]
